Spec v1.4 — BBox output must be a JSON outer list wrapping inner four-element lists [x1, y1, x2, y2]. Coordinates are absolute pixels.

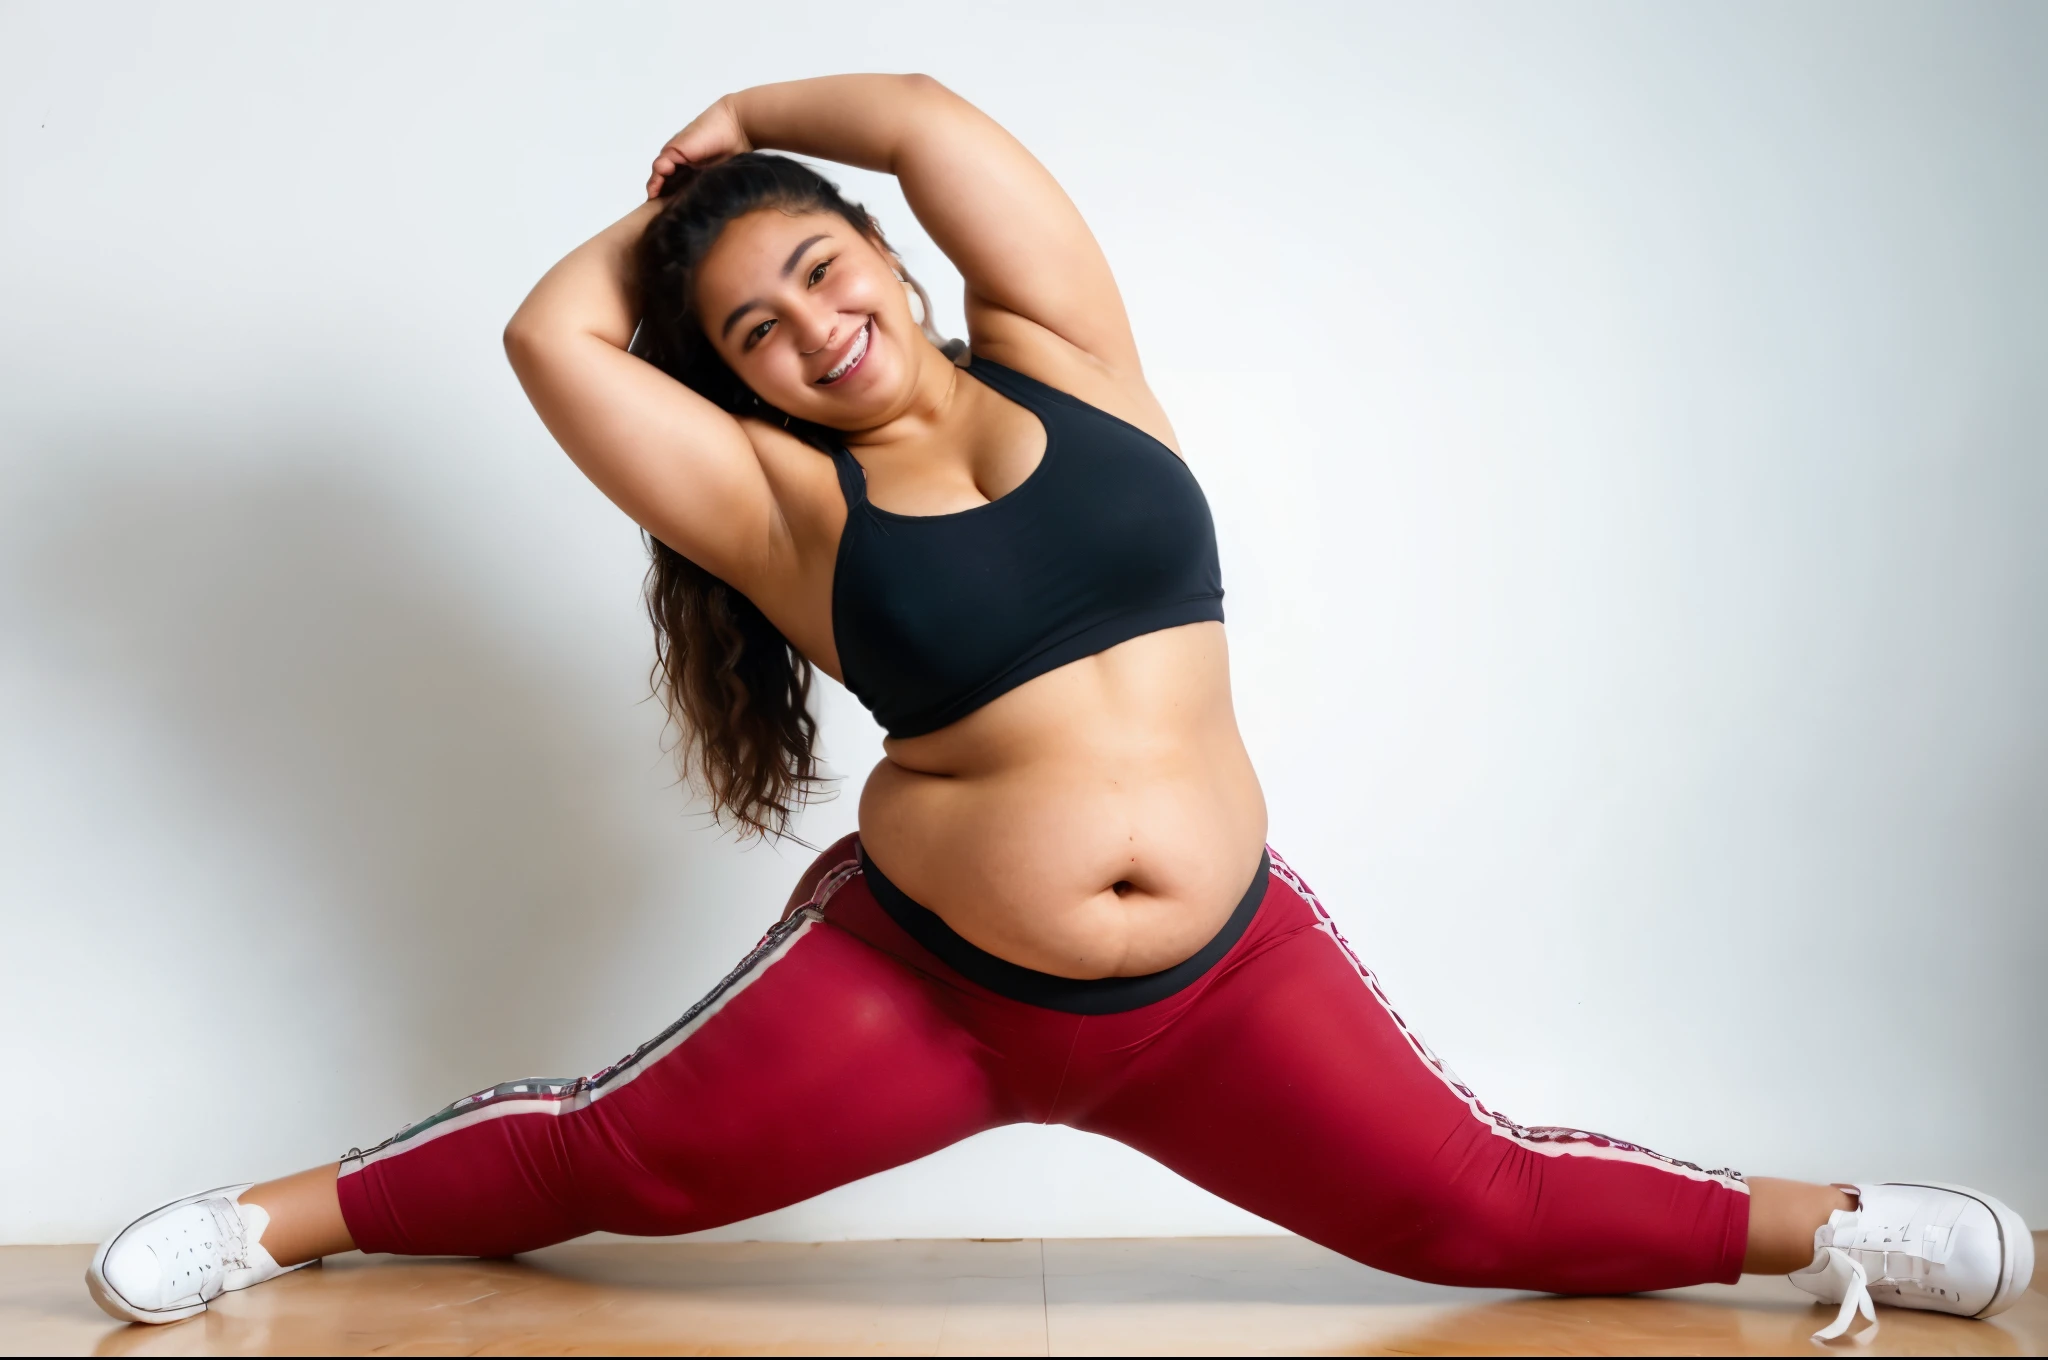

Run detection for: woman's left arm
[[649, 74, 1141, 375]]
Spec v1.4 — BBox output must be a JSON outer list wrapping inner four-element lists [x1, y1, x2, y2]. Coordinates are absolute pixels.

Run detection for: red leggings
[[337, 837, 1749, 1293]]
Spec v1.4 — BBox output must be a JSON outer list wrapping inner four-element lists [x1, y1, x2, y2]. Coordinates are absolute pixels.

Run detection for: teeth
[[821, 322, 869, 383]]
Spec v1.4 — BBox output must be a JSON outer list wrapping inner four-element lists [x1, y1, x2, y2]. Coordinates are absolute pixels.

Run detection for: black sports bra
[[829, 357, 1225, 739]]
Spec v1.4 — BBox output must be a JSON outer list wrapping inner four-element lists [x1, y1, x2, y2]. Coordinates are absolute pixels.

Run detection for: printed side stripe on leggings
[[1265, 848, 1747, 1192], [340, 858, 865, 1176]]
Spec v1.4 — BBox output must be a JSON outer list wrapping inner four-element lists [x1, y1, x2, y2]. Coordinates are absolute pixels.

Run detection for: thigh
[[1074, 856, 1749, 1293], [339, 883, 1007, 1256]]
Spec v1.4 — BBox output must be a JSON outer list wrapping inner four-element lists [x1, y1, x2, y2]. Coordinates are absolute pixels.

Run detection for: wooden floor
[[3, 1233, 2043, 1356]]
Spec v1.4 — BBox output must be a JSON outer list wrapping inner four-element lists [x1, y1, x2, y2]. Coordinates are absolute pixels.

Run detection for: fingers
[[645, 104, 740, 200], [646, 142, 687, 200]]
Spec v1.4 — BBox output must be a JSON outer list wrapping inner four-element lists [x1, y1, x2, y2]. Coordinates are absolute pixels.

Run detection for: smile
[[815, 320, 871, 386]]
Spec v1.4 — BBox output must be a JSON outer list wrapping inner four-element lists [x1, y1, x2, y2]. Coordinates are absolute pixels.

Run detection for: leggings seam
[[1275, 856, 1745, 1188], [340, 911, 821, 1174], [1041, 1019, 1086, 1125]]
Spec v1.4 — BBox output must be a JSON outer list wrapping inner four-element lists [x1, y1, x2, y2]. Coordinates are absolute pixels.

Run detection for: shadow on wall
[[9, 432, 675, 1097]]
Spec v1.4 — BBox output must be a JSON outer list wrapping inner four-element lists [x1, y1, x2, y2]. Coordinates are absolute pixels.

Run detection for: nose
[[788, 299, 841, 355]]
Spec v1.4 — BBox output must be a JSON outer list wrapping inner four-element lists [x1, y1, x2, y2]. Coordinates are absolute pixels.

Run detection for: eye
[[743, 318, 775, 350], [808, 258, 832, 287]]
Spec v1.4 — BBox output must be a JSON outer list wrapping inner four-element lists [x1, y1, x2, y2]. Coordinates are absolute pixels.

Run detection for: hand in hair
[[647, 96, 753, 199]]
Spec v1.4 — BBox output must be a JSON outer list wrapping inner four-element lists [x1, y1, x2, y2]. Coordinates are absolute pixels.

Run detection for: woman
[[85, 74, 2030, 1342]]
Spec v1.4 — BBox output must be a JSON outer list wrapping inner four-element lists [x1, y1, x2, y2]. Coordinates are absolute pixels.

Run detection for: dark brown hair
[[630, 153, 950, 838]]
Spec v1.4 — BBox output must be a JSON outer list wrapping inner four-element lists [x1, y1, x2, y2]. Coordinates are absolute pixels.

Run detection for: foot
[[86, 1183, 313, 1324], [1790, 1181, 2034, 1342]]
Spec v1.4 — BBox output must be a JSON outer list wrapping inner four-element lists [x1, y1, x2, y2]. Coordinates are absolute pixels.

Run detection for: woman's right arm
[[502, 202, 783, 587]]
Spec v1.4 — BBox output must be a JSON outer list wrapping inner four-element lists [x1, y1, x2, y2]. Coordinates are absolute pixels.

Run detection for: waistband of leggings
[[858, 846, 1272, 1015]]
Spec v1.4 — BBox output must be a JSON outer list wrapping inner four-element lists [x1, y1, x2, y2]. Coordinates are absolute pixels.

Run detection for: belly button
[[1112, 880, 1133, 897]]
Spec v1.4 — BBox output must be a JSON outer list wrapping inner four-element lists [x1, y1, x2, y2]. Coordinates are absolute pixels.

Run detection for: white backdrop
[[3, 1, 2043, 1246]]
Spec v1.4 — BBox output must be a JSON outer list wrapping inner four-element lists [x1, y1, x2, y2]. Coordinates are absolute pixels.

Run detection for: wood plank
[[2, 1233, 2040, 1356]]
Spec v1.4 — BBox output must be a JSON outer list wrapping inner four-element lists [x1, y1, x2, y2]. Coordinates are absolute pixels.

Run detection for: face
[[694, 208, 926, 429]]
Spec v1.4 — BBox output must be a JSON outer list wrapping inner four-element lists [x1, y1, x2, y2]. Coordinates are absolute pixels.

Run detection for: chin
[[818, 358, 905, 420]]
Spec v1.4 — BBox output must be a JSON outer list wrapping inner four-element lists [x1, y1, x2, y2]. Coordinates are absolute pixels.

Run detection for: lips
[[815, 319, 872, 386]]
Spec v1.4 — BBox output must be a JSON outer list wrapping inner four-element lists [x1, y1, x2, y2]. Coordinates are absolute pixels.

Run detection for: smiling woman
[[83, 72, 2033, 1344], [619, 152, 974, 841]]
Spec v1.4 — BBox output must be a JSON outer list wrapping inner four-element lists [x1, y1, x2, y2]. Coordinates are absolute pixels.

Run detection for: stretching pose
[[87, 75, 2030, 1342]]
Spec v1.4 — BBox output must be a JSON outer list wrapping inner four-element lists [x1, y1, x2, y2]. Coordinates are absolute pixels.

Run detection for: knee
[[582, 1186, 706, 1238], [1361, 1173, 1533, 1288], [567, 1140, 719, 1238]]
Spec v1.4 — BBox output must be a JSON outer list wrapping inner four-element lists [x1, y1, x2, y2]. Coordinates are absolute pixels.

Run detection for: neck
[[841, 341, 965, 454]]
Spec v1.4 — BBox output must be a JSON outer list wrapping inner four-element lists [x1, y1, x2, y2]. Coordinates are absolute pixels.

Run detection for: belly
[[855, 623, 1268, 979]]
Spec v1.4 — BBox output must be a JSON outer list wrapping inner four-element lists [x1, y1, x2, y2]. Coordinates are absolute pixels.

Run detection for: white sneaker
[[86, 1183, 312, 1324], [1790, 1181, 2034, 1342]]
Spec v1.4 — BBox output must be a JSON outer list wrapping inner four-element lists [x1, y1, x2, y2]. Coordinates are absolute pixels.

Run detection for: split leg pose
[[88, 76, 2031, 1343]]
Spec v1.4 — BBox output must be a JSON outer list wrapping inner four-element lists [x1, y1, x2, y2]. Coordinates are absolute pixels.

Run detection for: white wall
[[3, 1, 2043, 1246]]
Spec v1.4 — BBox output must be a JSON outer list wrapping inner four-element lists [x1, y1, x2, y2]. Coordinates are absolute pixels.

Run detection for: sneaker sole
[[86, 1183, 255, 1325], [1892, 1181, 2034, 1319]]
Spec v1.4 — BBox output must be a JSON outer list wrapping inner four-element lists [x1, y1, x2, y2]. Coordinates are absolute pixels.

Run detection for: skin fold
[[238, 74, 1850, 1278]]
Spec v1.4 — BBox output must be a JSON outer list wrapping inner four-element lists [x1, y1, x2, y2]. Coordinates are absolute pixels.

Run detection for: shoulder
[[966, 316, 1181, 457]]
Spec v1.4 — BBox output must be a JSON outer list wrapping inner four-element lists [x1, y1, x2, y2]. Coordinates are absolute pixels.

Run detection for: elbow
[[890, 73, 968, 155], [502, 316, 562, 389], [898, 72, 958, 107], [502, 313, 545, 371]]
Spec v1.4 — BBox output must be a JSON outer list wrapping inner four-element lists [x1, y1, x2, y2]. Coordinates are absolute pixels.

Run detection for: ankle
[[239, 1164, 355, 1266], [1741, 1177, 1857, 1275]]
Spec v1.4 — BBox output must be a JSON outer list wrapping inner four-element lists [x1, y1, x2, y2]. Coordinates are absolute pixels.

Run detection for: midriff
[[855, 621, 1268, 979]]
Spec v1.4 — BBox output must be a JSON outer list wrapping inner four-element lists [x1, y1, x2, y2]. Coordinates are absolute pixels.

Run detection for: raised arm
[[502, 202, 783, 590], [651, 74, 1140, 375]]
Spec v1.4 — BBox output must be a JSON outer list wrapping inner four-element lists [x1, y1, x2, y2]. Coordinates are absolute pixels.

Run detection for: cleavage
[[855, 379, 1047, 517]]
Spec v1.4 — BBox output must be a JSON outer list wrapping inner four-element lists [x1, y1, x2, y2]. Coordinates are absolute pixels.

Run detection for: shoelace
[[1812, 1247, 1878, 1344], [205, 1199, 252, 1275]]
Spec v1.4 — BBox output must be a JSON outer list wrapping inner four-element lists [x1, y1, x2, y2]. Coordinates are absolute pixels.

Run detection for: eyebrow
[[718, 234, 835, 340]]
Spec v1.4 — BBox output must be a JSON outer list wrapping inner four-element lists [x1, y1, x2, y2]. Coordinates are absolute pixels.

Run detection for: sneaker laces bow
[[1811, 1247, 1878, 1344]]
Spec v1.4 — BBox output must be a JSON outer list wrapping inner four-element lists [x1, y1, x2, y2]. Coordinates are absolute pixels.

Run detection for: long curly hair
[[630, 152, 955, 838]]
